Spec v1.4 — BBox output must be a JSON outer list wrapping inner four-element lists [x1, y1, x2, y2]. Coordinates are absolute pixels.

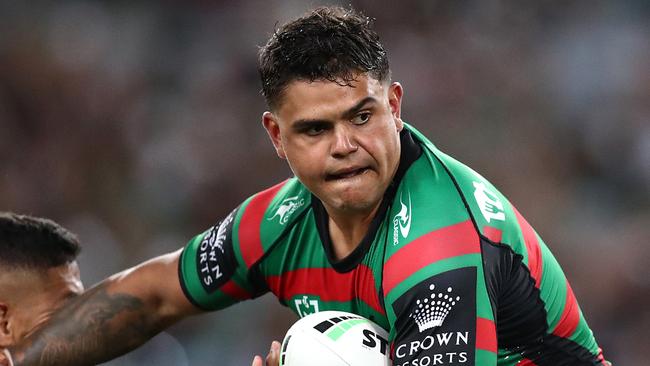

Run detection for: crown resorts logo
[[392, 268, 475, 365], [409, 284, 461, 333], [197, 209, 236, 292], [269, 196, 305, 225]]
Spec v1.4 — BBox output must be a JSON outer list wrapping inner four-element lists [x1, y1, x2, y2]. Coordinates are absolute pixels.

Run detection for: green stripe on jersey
[[476, 348, 497, 365], [261, 212, 327, 274], [179, 234, 209, 306], [475, 260, 494, 321], [537, 235, 568, 331], [496, 349, 523, 366]]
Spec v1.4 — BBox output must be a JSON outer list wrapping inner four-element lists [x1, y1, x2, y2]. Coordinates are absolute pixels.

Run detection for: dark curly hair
[[258, 6, 391, 110], [0, 212, 80, 270]]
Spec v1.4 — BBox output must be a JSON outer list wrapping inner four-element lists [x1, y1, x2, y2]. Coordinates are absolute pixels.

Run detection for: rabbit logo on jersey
[[269, 196, 305, 225], [392, 268, 476, 366]]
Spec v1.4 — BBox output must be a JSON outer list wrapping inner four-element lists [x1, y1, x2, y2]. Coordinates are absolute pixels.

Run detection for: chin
[[312, 176, 386, 213], [330, 190, 382, 213]]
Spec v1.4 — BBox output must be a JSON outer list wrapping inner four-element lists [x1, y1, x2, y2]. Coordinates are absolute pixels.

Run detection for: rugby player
[[0, 213, 84, 356], [0, 213, 188, 366], [2, 6, 609, 366]]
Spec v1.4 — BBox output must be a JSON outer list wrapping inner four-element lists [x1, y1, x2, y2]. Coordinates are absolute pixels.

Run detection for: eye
[[351, 112, 371, 125], [305, 125, 326, 136], [300, 122, 330, 136]]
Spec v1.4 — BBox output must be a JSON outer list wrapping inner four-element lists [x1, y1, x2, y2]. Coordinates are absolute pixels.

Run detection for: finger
[[252, 355, 264, 366], [0, 349, 13, 366], [265, 341, 281, 366]]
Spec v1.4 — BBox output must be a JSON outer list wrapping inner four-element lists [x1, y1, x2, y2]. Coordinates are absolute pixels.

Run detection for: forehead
[[276, 75, 387, 121]]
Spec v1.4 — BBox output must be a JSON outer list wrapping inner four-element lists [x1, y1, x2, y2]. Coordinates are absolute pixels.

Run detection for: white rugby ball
[[279, 311, 391, 366]]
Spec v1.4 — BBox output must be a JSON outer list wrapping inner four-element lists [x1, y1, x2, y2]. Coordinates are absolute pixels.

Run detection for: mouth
[[326, 167, 370, 181]]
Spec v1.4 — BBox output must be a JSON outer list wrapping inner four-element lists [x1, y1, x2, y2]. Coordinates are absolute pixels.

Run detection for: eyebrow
[[291, 96, 378, 132]]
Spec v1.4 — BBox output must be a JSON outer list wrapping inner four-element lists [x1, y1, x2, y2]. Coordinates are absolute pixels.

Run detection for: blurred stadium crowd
[[0, 1, 648, 364]]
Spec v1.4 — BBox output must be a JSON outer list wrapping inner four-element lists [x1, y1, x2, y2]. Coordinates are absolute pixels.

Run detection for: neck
[[325, 202, 382, 260]]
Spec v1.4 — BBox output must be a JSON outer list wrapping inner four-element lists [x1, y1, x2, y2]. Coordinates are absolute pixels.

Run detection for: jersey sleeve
[[433, 148, 607, 364], [178, 205, 262, 311], [384, 127, 607, 365], [177, 178, 310, 312]]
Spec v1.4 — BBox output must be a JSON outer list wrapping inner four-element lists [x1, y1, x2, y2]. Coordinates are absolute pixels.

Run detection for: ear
[[0, 303, 12, 347], [262, 111, 287, 159], [388, 82, 404, 132]]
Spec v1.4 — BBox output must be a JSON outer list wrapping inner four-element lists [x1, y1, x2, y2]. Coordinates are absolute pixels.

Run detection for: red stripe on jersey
[[518, 359, 538, 366], [552, 280, 580, 338], [482, 226, 502, 243], [383, 220, 479, 295], [513, 208, 542, 288], [476, 317, 497, 353], [238, 181, 287, 268], [266, 265, 385, 315], [221, 279, 252, 300]]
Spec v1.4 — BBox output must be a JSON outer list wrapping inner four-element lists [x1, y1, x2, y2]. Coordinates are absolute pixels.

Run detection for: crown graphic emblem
[[409, 284, 461, 333]]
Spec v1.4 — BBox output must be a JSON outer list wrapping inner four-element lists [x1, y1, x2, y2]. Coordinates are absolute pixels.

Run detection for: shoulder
[[177, 177, 313, 308], [233, 177, 312, 266], [237, 177, 311, 236], [405, 123, 526, 250]]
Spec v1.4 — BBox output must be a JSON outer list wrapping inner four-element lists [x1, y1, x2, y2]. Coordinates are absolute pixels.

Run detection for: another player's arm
[[8, 249, 201, 366]]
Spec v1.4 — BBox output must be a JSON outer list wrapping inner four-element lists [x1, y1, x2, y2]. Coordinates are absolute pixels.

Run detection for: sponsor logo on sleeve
[[269, 196, 305, 225], [472, 181, 505, 223], [392, 267, 477, 366], [393, 190, 412, 246], [196, 209, 236, 293]]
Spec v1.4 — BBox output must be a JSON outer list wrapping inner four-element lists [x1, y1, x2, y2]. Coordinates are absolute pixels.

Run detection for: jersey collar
[[312, 128, 422, 273]]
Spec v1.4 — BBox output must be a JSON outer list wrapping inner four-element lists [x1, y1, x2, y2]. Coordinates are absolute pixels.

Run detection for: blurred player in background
[[2, 6, 609, 366], [0, 213, 188, 366]]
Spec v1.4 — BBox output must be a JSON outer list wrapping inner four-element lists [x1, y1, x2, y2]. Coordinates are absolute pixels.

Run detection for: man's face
[[0, 262, 83, 346], [263, 74, 404, 215]]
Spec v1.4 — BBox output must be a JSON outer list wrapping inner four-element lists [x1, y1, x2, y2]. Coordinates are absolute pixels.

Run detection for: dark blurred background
[[1, 0, 648, 364]]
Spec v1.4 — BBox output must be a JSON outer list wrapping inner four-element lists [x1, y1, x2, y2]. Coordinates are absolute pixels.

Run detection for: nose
[[330, 125, 358, 158]]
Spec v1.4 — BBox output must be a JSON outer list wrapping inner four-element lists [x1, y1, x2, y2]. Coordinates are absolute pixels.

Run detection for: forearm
[[10, 251, 197, 366]]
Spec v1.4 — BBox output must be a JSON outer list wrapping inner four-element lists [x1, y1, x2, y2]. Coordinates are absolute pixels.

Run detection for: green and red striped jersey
[[179, 123, 608, 366]]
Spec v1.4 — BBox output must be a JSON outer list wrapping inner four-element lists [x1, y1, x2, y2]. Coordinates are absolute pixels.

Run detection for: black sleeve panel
[[481, 238, 603, 365]]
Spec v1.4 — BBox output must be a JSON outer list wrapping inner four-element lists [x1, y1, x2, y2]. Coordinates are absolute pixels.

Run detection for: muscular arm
[[9, 249, 201, 366]]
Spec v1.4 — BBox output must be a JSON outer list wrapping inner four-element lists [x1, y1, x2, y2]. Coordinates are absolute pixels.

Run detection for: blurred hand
[[251, 340, 281, 366]]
